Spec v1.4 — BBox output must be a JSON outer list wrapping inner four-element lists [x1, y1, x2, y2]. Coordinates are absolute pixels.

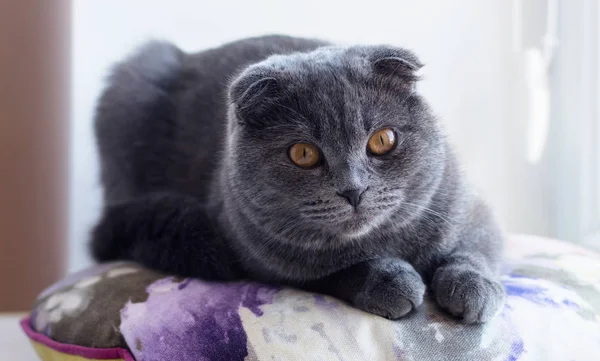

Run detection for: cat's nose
[[337, 188, 367, 209]]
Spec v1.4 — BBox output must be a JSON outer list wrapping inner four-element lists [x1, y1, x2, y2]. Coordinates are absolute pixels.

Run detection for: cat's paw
[[352, 258, 425, 320], [432, 266, 505, 323]]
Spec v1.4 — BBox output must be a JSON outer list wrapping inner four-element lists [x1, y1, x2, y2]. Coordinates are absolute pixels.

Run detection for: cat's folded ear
[[228, 67, 281, 128], [366, 46, 423, 90]]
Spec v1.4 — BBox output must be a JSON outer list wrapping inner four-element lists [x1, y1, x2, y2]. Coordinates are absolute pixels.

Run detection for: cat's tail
[[94, 40, 184, 204]]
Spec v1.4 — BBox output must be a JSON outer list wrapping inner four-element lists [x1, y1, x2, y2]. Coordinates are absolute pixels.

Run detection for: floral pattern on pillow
[[30, 235, 600, 360]]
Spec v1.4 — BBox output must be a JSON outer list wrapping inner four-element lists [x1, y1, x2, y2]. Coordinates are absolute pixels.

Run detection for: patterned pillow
[[21, 235, 600, 361]]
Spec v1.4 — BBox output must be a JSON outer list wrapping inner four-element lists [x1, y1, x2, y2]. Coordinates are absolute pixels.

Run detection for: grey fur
[[92, 35, 505, 323]]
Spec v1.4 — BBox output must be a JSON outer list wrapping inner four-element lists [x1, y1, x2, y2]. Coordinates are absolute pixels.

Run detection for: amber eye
[[368, 128, 397, 155], [289, 143, 320, 168]]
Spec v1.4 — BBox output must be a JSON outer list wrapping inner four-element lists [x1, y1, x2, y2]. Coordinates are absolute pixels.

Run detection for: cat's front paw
[[353, 258, 425, 320], [432, 266, 505, 323]]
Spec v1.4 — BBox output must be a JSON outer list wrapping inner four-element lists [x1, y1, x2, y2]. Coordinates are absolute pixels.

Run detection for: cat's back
[[95, 35, 327, 203], [184, 35, 329, 80]]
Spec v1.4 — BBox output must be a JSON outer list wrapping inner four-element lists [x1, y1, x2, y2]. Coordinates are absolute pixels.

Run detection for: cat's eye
[[368, 128, 397, 155], [289, 143, 320, 168]]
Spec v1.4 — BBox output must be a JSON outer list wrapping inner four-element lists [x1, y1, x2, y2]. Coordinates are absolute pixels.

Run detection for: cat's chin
[[336, 213, 380, 239]]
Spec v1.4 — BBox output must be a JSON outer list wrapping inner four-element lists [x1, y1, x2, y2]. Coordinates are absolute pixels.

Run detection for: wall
[[70, 0, 544, 271], [0, 1, 70, 310]]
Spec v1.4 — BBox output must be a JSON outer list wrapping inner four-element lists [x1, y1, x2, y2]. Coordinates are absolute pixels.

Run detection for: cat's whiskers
[[302, 205, 340, 213], [404, 188, 457, 199], [372, 196, 401, 204], [363, 203, 397, 212], [399, 201, 455, 227], [302, 209, 346, 219], [301, 199, 331, 207]]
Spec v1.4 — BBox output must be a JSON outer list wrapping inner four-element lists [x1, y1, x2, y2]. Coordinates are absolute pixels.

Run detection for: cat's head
[[224, 45, 447, 248]]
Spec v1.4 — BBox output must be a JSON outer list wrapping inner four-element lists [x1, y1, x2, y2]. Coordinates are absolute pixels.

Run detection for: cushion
[[21, 234, 600, 361]]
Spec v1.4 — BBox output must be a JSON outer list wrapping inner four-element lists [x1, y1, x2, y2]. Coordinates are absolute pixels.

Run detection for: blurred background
[[1, 0, 599, 313]]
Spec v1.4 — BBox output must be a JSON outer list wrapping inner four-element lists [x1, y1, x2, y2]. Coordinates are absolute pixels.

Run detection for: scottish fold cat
[[91, 35, 505, 323]]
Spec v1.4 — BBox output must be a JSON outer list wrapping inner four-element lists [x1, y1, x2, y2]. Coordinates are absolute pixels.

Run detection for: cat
[[91, 35, 505, 323]]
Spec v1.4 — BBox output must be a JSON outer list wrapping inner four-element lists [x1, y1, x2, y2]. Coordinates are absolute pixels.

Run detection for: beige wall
[[0, 1, 70, 311]]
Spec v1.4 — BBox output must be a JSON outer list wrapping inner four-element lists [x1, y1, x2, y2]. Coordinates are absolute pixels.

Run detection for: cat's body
[[92, 35, 505, 323]]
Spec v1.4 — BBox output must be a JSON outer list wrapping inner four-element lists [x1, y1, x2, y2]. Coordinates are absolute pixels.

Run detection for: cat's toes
[[432, 267, 505, 323], [353, 259, 425, 320]]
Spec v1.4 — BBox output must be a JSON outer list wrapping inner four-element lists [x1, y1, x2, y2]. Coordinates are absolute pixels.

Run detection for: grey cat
[[91, 35, 506, 323]]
